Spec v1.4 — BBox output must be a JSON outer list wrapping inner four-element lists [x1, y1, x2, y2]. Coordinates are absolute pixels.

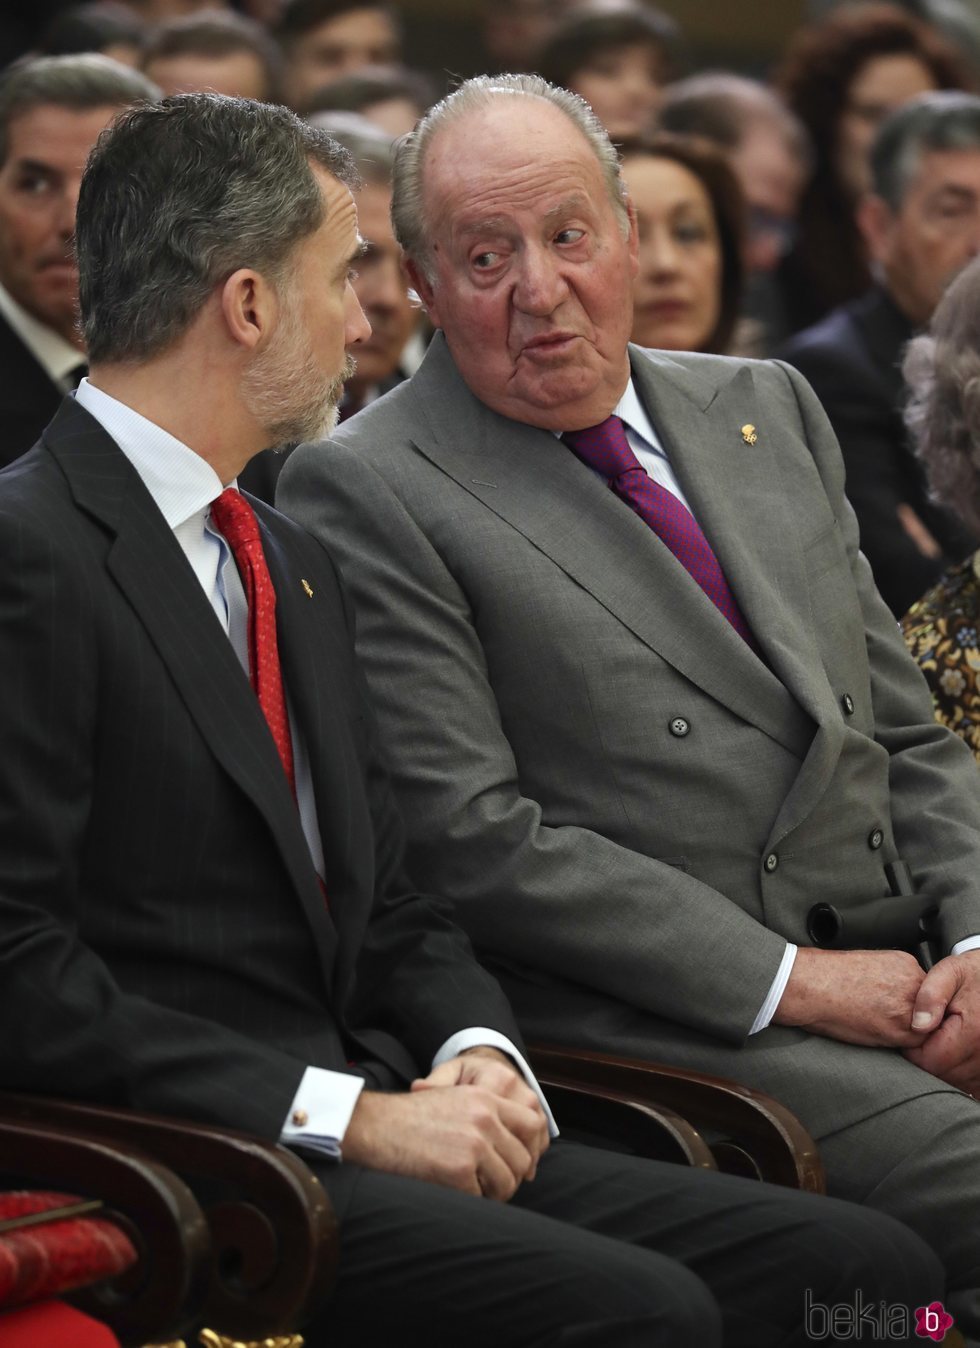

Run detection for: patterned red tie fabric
[[210, 488, 296, 793], [562, 415, 756, 646]]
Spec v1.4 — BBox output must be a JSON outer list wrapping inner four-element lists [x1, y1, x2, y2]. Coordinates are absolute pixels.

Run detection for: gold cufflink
[[292, 1108, 309, 1127], [741, 424, 758, 445], [301, 579, 314, 598]]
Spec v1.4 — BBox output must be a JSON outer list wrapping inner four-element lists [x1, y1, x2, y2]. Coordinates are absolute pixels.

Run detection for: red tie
[[562, 416, 756, 647], [210, 488, 296, 793]]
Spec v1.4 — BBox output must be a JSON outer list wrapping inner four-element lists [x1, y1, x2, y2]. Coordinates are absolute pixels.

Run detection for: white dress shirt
[[74, 379, 555, 1157]]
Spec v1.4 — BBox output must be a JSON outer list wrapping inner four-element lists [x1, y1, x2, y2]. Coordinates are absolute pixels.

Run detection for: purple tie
[[562, 415, 755, 646]]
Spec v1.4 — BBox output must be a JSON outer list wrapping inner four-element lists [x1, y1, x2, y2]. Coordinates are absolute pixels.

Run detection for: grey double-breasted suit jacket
[[278, 335, 980, 1140]]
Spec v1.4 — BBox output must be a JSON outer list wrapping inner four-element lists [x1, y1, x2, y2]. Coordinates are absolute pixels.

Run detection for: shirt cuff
[[951, 934, 980, 956], [434, 1027, 559, 1137], [750, 943, 798, 1035], [279, 1065, 365, 1159]]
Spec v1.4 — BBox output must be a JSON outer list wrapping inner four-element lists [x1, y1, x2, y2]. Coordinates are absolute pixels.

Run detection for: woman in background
[[621, 132, 745, 355], [901, 254, 980, 762], [775, 3, 970, 334]]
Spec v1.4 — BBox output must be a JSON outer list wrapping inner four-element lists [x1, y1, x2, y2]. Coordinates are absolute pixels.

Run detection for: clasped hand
[[775, 947, 980, 1096], [903, 948, 980, 1096], [342, 1047, 550, 1201]]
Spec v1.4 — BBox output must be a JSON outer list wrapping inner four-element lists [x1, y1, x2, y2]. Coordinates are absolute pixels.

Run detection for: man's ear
[[405, 255, 441, 328], [220, 267, 276, 351], [856, 193, 896, 266]]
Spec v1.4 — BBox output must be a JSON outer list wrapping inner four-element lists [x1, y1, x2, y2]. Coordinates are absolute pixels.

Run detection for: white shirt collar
[[612, 376, 659, 448], [552, 376, 660, 446], [0, 280, 84, 386], [74, 378, 225, 527]]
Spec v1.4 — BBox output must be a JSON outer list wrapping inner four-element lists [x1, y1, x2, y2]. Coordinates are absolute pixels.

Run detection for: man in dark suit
[[0, 54, 156, 470], [0, 92, 939, 1348], [779, 92, 980, 617], [277, 73, 980, 1339]]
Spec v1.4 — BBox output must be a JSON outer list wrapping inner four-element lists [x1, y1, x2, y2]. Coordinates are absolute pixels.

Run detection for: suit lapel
[[408, 338, 813, 755], [628, 352, 854, 845], [628, 350, 839, 729], [44, 400, 337, 979], [260, 519, 364, 958]]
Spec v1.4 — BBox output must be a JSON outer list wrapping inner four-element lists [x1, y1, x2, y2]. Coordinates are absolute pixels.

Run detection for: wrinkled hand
[[902, 951, 980, 1096], [774, 947, 929, 1047], [342, 1052, 548, 1201]]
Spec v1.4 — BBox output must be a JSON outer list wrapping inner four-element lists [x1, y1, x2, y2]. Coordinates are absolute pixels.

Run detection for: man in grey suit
[[277, 73, 980, 1337]]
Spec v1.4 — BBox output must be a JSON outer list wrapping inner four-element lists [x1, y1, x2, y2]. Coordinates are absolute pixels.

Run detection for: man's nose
[[964, 213, 980, 260], [346, 283, 372, 346], [513, 246, 568, 315], [361, 256, 406, 315], [57, 185, 79, 241]]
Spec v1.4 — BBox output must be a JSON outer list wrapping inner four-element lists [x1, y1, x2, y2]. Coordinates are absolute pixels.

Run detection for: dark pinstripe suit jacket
[[0, 310, 64, 471], [0, 397, 520, 1141]]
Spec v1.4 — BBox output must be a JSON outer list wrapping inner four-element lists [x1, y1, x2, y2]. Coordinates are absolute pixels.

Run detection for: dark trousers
[[311, 1139, 943, 1347]]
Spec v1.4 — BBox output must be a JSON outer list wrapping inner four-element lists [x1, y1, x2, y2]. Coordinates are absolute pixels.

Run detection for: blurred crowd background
[[2, 0, 980, 751]]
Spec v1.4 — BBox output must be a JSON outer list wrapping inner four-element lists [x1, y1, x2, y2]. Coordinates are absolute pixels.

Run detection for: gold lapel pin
[[301, 579, 314, 598], [741, 423, 758, 445]]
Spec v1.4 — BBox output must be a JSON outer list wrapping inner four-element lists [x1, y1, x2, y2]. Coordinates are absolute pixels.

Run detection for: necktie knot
[[211, 487, 261, 551], [561, 415, 638, 481], [561, 411, 757, 649]]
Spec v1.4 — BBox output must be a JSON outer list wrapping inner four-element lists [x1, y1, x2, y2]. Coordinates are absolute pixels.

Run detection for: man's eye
[[17, 174, 51, 196], [555, 228, 585, 245], [472, 252, 499, 270]]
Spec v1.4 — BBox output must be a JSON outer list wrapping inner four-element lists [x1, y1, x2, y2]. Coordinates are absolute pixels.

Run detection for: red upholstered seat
[[0, 1300, 120, 1346], [0, 1191, 135, 1308]]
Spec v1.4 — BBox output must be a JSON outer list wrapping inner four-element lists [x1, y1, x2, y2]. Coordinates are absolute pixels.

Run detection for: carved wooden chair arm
[[0, 1110, 210, 1346], [529, 1045, 825, 1193], [535, 1077, 717, 1170], [0, 1094, 337, 1342]]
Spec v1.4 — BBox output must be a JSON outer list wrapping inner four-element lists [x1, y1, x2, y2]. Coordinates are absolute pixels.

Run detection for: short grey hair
[[903, 253, 980, 535], [391, 72, 628, 283], [872, 90, 980, 211], [76, 93, 356, 364], [0, 53, 159, 167], [307, 110, 395, 186]]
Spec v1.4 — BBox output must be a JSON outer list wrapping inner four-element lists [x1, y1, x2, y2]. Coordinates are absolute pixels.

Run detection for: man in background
[[311, 113, 420, 416], [140, 11, 283, 100], [275, 0, 400, 112], [0, 53, 156, 470], [781, 92, 980, 616]]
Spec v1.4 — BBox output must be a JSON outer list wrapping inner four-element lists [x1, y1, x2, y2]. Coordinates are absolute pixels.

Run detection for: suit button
[[842, 693, 855, 716], [764, 852, 779, 873], [868, 827, 884, 850], [669, 717, 690, 738]]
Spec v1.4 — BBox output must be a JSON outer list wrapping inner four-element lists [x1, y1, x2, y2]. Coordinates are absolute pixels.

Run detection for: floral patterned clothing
[[901, 551, 980, 763]]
